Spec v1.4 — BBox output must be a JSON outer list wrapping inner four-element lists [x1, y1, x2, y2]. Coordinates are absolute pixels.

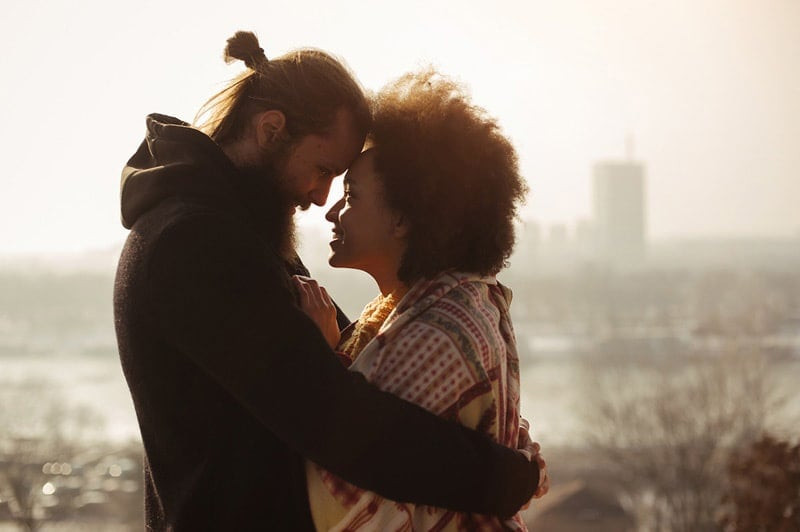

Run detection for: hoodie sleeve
[[146, 211, 538, 518]]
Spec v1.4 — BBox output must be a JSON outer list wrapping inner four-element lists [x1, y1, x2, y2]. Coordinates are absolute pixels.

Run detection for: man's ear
[[254, 110, 287, 149]]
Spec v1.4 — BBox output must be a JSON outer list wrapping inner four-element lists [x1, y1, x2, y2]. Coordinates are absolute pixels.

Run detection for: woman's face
[[325, 149, 406, 279]]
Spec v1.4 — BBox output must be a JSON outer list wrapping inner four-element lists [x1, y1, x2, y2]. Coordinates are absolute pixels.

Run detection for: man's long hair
[[195, 31, 371, 145]]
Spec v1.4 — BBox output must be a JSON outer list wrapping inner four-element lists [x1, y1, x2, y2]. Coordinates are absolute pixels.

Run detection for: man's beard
[[238, 143, 300, 262]]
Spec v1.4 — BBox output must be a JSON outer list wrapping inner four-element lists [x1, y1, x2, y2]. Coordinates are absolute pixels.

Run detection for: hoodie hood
[[120, 114, 290, 247], [120, 114, 240, 229]]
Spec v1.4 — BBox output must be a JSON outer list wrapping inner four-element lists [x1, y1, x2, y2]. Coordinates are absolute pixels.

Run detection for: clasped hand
[[292, 275, 341, 349]]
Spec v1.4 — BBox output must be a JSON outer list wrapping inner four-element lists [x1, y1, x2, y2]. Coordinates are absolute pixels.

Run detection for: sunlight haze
[[1, 0, 798, 254]]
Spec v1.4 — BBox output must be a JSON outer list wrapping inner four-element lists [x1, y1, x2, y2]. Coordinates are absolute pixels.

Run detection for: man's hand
[[292, 275, 341, 349]]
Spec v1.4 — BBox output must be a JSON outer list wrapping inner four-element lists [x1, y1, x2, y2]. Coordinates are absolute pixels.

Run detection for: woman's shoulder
[[385, 275, 506, 365], [397, 271, 497, 313], [423, 273, 505, 326]]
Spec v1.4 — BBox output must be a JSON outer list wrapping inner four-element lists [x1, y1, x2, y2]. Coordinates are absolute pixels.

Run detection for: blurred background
[[1, 0, 798, 530]]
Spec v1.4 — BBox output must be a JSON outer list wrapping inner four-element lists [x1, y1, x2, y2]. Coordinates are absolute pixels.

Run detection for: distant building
[[592, 160, 646, 266], [517, 220, 541, 252], [548, 223, 569, 248], [574, 218, 594, 260], [526, 220, 542, 248]]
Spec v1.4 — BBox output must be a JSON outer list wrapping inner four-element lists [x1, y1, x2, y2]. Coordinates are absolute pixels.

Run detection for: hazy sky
[[1, 0, 798, 254]]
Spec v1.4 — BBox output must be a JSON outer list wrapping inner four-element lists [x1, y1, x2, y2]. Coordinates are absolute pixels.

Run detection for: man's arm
[[147, 213, 538, 517]]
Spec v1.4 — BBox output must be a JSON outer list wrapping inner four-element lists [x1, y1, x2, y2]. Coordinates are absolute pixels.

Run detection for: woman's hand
[[292, 275, 341, 349], [531, 452, 549, 500], [517, 418, 550, 505]]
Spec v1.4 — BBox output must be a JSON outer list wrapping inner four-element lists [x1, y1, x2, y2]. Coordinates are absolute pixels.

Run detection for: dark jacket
[[113, 114, 538, 531]]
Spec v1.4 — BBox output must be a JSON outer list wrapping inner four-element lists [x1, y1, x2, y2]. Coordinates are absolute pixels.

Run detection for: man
[[114, 31, 545, 530]]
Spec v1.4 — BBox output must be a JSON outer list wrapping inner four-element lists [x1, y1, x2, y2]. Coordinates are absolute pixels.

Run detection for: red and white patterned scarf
[[307, 271, 528, 531]]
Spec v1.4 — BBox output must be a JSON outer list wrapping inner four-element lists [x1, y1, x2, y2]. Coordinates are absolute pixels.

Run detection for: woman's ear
[[393, 213, 410, 239], [254, 110, 287, 149]]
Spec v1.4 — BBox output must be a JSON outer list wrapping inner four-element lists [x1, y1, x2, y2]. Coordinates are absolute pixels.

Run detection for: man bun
[[223, 31, 267, 69]]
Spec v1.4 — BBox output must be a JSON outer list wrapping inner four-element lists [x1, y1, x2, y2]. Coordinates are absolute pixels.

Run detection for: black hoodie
[[114, 114, 538, 531]]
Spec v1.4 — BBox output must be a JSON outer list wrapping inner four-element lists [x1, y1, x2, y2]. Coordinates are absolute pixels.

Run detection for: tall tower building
[[592, 160, 646, 266]]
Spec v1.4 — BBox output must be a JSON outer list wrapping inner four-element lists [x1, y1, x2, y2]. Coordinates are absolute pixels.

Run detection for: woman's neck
[[377, 277, 407, 298], [358, 245, 407, 298], [368, 265, 407, 298]]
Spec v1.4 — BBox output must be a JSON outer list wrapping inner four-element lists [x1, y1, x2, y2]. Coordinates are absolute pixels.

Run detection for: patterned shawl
[[307, 271, 527, 531]]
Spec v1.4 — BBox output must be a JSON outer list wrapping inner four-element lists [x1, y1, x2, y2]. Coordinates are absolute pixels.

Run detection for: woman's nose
[[326, 197, 344, 222]]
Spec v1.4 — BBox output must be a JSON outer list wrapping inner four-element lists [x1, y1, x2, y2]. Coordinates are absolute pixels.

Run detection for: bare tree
[[580, 347, 790, 532], [0, 378, 105, 531], [719, 434, 800, 531]]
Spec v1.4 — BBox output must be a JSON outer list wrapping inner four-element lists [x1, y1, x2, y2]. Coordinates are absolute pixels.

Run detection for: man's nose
[[308, 177, 333, 207], [309, 178, 333, 207]]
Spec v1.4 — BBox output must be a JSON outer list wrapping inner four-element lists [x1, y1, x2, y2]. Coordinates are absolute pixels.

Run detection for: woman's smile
[[329, 227, 344, 246]]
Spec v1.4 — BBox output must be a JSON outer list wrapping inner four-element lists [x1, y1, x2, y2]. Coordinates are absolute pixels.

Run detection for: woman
[[294, 69, 548, 531]]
